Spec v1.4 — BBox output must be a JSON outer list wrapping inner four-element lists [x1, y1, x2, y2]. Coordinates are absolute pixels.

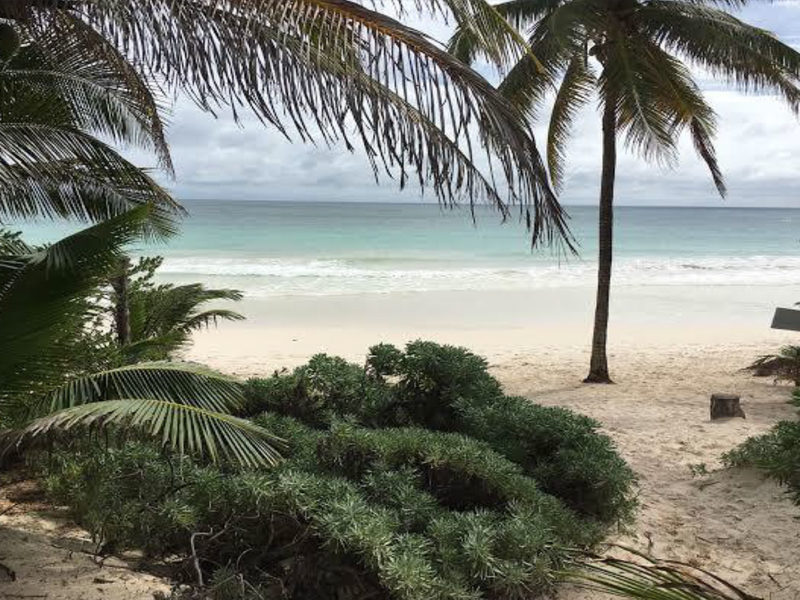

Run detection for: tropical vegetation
[[38, 341, 636, 598], [100, 255, 244, 364], [449, 0, 800, 382], [0, 2, 782, 599], [0, 210, 282, 467], [3, 0, 572, 246]]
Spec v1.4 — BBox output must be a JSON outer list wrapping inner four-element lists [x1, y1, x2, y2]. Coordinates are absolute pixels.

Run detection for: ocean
[[13, 201, 800, 297]]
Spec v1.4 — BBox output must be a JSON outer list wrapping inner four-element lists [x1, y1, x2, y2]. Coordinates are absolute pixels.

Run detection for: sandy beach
[[3, 284, 800, 599], [182, 284, 800, 598]]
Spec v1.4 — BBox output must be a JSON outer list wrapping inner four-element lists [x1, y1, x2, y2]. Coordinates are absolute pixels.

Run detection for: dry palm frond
[[564, 546, 761, 600]]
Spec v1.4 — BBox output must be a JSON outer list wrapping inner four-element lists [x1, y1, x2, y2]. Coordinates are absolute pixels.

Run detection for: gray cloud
[[141, 5, 800, 208]]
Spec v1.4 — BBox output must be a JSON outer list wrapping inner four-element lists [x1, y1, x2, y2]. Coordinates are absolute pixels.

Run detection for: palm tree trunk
[[111, 256, 131, 347], [584, 94, 617, 384]]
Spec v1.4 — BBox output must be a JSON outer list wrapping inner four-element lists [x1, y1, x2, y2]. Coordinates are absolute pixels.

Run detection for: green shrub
[[39, 341, 636, 599], [41, 435, 590, 599], [723, 419, 800, 505], [458, 397, 636, 522], [242, 354, 390, 426]]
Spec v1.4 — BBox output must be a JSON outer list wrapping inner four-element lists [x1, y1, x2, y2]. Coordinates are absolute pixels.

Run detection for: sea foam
[[157, 255, 800, 297]]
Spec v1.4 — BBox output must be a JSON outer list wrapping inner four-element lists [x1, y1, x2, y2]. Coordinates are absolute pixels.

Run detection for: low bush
[[723, 419, 800, 505], [246, 341, 636, 523], [39, 341, 637, 599]]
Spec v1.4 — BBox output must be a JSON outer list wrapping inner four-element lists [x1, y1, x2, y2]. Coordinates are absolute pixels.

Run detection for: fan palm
[[2, 0, 572, 247], [0, 19, 181, 234], [450, 0, 800, 382], [0, 207, 281, 467]]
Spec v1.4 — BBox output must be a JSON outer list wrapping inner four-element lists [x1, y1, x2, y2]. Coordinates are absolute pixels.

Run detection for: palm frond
[[0, 207, 153, 402], [180, 309, 245, 333], [6, 18, 172, 171], [497, 10, 583, 120], [631, 38, 725, 196], [635, 2, 800, 113], [564, 546, 761, 600], [17, 398, 282, 468], [600, 34, 678, 164], [547, 55, 595, 192], [11, 0, 572, 248], [39, 362, 245, 414], [0, 124, 181, 235]]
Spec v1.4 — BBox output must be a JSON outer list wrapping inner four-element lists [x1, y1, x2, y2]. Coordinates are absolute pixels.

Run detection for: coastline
[[181, 284, 800, 598], [185, 284, 800, 375]]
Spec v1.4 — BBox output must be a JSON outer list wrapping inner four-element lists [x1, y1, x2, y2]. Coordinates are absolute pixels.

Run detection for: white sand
[[2, 284, 799, 598], [0, 480, 170, 599], [183, 284, 800, 598]]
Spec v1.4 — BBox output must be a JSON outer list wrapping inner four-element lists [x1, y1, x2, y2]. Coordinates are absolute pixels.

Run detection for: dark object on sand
[[771, 307, 800, 332], [710, 394, 745, 420]]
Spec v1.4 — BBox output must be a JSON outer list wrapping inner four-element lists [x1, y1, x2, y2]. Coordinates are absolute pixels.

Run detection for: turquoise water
[[12, 201, 800, 296]]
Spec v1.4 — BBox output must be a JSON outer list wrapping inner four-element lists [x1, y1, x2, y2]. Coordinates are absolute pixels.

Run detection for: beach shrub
[[41, 432, 593, 599], [242, 354, 391, 426], [723, 419, 800, 506], [39, 341, 636, 599], [244, 342, 636, 524]]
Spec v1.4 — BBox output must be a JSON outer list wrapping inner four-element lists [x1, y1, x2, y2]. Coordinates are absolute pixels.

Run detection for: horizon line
[[175, 198, 800, 210]]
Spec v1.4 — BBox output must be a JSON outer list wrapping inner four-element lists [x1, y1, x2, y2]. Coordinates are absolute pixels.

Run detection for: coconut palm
[[108, 256, 244, 363], [449, 0, 800, 382], [1, 0, 571, 247], [0, 206, 281, 467], [0, 18, 180, 233]]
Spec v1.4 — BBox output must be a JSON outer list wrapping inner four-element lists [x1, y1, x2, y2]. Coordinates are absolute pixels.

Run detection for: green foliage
[[723, 420, 800, 505], [243, 354, 390, 427], [459, 397, 636, 522], [246, 341, 636, 525], [37, 341, 638, 599], [451, 0, 800, 196], [13, 0, 575, 248], [113, 255, 244, 363], [0, 219, 280, 468], [40, 438, 586, 599]]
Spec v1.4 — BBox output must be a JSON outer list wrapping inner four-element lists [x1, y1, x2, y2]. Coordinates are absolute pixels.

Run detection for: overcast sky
[[143, 2, 800, 208]]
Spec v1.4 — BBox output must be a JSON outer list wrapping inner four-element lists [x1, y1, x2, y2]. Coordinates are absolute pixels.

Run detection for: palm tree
[[0, 28, 282, 466], [110, 256, 244, 363], [450, 0, 800, 382], [0, 206, 281, 467], [1, 0, 572, 247]]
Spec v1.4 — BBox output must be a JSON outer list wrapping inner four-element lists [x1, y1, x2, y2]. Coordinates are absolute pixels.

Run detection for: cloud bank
[[140, 4, 800, 208]]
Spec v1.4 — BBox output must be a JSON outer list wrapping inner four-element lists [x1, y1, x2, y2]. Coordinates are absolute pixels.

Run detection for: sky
[[139, 2, 800, 208]]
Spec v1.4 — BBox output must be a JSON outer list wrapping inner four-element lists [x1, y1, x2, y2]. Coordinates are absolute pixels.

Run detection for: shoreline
[[184, 284, 800, 375]]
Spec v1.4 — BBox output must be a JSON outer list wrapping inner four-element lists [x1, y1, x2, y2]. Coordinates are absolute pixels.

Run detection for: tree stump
[[710, 394, 745, 420]]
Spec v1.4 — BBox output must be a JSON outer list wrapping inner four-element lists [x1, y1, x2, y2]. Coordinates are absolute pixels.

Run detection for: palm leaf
[[17, 398, 282, 468], [4, 19, 171, 170], [600, 34, 678, 164], [563, 546, 761, 600], [635, 2, 800, 113], [10, 0, 572, 248], [0, 207, 153, 403], [5, 362, 284, 467], [547, 55, 595, 192], [0, 123, 181, 235], [633, 38, 725, 196]]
